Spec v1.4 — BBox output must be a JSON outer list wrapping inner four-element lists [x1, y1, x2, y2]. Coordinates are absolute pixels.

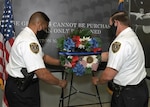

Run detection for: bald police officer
[[5, 11, 67, 107]]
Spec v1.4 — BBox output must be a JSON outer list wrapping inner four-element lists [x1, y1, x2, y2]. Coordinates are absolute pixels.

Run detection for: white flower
[[67, 56, 73, 59], [80, 36, 91, 42], [78, 44, 85, 49], [78, 36, 91, 49], [82, 55, 98, 68]]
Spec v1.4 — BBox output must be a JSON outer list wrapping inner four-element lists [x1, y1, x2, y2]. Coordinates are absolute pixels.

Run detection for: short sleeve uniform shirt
[[6, 27, 45, 78], [107, 27, 146, 86]]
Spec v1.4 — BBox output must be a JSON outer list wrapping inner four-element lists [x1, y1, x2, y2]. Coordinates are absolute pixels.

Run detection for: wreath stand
[[59, 71, 103, 107]]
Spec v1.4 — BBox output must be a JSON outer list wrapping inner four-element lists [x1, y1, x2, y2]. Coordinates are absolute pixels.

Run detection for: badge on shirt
[[112, 42, 121, 53], [30, 42, 39, 54]]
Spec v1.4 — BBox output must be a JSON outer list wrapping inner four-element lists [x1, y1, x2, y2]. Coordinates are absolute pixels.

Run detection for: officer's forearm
[[43, 55, 60, 66], [101, 52, 108, 62], [98, 76, 109, 84], [35, 68, 61, 86], [98, 67, 117, 84]]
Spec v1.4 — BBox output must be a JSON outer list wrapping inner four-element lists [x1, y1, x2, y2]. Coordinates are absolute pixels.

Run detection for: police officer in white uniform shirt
[[5, 11, 67, 107], [92, 11, 149, 107]]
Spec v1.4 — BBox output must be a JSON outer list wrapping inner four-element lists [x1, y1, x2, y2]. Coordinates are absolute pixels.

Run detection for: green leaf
[[59, 55, 66, 65], [85, 68, 92, 74], [57, 37, 65, 51], [95, 37, 102, 47], [65, 68, 73, 74]]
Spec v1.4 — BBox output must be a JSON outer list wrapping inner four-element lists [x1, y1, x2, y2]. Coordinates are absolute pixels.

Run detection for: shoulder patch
[[112, 42, 121, 53], [30, 42, 39, 54]]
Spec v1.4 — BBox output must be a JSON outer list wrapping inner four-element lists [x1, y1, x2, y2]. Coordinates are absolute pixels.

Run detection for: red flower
[[72, 35, 81, 47], [92, 48, 102, 53], [71, 56, 79, 67]]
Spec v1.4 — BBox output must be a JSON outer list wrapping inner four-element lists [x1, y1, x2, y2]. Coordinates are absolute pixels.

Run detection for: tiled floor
[[75, 98, 150, 107], [76, 103, 110, 107]]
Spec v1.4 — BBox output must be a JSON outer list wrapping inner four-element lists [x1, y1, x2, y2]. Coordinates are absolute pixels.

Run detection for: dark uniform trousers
[[111, 79, 149, 107], [5, 76, 40, 107]]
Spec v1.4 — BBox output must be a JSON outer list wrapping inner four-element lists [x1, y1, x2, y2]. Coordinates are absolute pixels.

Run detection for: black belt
[[112, 79, 145, 92], [126, 78, 145, 88], [8, 75, 39, 91], [8, 75, 38, 83]]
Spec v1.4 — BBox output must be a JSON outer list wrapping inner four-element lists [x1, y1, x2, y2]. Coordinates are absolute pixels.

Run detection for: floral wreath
[[57, 28, 102, 76]]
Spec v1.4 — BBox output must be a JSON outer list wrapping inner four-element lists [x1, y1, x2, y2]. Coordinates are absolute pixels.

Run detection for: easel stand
[[59, 71, 103, 107]]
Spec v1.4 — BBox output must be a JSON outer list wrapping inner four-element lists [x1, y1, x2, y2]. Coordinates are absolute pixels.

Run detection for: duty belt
[[108, 79, 145, 97], [111, 78, 145, 92], [111, 79, 145, 97], [111, 83, 124, 92], [8, 75, 38, 91], [8, 75, 38, 83]]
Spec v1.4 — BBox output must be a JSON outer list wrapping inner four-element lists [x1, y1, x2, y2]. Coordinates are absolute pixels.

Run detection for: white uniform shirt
[[6, 27, 45, 78], [107, 27, 146, 86]]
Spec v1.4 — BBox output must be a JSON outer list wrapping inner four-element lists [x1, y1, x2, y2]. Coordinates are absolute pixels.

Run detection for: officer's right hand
[[58, 80, 67, 88]]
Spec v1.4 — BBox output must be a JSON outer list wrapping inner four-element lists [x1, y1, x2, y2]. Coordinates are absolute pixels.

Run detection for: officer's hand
[[92, 77, 99, 85], [58, 80, 67, 88]]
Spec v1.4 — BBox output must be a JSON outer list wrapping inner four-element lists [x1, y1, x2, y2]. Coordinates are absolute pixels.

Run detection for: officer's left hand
[[92, 77, 99, 85]]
